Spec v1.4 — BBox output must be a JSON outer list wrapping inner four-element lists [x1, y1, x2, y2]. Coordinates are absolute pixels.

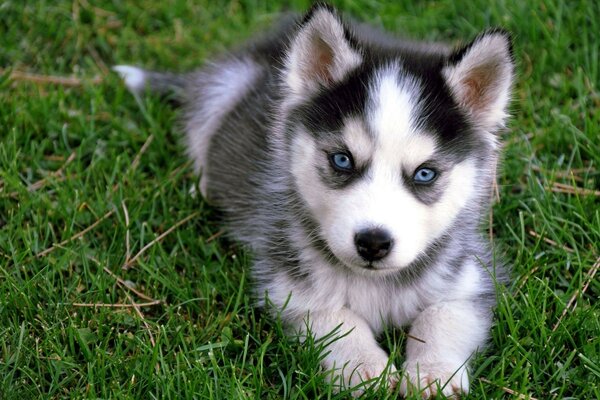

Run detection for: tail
[[113, 65, 188, 99]]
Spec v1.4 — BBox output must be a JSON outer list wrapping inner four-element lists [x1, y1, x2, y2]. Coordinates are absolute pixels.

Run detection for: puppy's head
[[283, 5, 514, 274]]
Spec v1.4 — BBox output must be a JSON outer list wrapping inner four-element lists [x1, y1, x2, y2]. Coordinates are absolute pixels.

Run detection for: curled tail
[[113, 65, 188, 99]]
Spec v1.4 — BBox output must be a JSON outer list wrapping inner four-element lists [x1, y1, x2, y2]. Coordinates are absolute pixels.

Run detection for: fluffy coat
[[115, 4, 513, 397]]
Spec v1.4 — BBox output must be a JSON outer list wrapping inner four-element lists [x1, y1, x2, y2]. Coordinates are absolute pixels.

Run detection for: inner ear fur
[[443, 30, 514, 132], [284, 4, 362, 97]]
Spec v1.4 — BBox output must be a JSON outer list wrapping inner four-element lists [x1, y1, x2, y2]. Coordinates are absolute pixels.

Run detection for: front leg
[[295, 307, 397, 392], [400, 300, 490, 398]]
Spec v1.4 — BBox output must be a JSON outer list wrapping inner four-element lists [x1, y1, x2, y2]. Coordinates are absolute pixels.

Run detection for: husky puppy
[[115, 4, 513, 397]]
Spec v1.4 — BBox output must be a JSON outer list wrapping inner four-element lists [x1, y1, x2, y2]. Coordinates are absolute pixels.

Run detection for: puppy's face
[[282, 7, 513, 275], [289, 65, 485, 274]]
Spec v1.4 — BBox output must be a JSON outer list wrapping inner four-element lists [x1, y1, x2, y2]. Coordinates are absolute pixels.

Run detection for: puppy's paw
[[346, 356, 398, 389], [325, 348, 397, 395], [399, 362, 468, 398]]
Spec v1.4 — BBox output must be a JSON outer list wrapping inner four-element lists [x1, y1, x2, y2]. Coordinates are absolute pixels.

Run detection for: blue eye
[[330, 152, 354, 172], [413, 167, 437, 183]]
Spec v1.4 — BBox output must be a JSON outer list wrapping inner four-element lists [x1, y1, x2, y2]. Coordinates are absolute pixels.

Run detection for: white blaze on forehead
[[368, 65, 436, 168]]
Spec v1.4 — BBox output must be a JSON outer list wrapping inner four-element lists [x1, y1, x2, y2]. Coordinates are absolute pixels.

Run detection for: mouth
[[355, 260, 399, 273]]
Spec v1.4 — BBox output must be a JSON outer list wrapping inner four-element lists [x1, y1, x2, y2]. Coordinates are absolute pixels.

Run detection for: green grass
[[1, 0, 599, 398]]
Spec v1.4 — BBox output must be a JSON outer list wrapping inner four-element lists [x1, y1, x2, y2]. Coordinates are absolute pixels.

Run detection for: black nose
[[354, 228, 393, 262]]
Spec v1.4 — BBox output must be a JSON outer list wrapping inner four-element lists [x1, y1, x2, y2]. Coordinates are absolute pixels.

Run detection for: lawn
[[1, 0, 598, 398]]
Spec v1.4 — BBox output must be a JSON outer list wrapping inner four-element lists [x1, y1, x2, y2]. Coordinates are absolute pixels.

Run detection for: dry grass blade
[[4, 69, 103, 86], [111, 134, 155, 192], [43, 151, 76, 178], [87, 44, 110, 75], [122, 211, 200, 270], [84, 255, 159, 302], [36, 210, 115, 258], [103, 267, 157, 302], [549, 182, 600, 197], [206, 229, 225, 243], [26, 174, 69, 193], [530, 165, 584, 182], [84, 255, 160, 348], [405, 333, 426, 344], [130, 134, 155, 173], [4, 151, 76, 198], [70, 300, 162, 308], [488, 160, 499, 243], [552, 256, 600, 332], [528, 230, 575, 253], [122, 201, 131, 265], [78, 0, 115, 17], [124, 291, 157, 347], [167, 160, 193, 180], [516, 266, 540, 293], [479, 377, 539, 400], [489, 205, 494, 243], [568, 166, 597, 174]]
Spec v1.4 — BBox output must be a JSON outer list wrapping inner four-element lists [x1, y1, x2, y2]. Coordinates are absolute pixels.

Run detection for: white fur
[[399, 260, 488, 396], [266, 231, 487, 394], [400, 301, 485, 396], [267, 236, 486, 329], [112, 65, 146, 94], [369, 66, 421, 151], [285, 65, 486, 394], [291, 67, 476, 273], [298, 307, 396, 392], [369, 68, 436, 169]]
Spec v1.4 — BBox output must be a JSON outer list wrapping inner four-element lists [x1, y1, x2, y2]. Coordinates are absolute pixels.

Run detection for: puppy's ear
[[443, 30, 514, 132], [284, 4, 361, 97]]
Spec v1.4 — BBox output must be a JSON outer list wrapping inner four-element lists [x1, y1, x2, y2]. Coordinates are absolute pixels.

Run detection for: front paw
[[346, 356, 398, 390], [325, 348, 398, 394], [400, 362, 468, 398]]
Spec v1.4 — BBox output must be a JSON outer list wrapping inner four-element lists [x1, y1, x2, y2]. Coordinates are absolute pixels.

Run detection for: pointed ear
[[284, 4, 362, 97], [443, 30, 514, 132]]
